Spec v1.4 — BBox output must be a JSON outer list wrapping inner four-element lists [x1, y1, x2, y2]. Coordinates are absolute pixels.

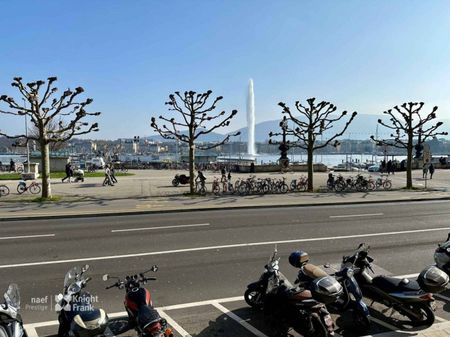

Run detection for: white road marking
[[330, 213, 384, 218], [0, 234, 55, 240], [111, 223, 210, 233], [24, 326, 38, 337], [212, 301, 269, 337], [159, 310, 192, 337], [3, 226, 450, 269]]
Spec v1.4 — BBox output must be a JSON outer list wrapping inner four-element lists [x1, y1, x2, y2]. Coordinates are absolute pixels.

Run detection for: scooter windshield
[[4, 284, 20, 309], [64, 266, 82, 288]]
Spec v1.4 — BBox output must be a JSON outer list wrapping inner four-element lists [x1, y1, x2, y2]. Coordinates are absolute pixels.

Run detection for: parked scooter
[[343, 243, 449, 327], [244, 246, 341, 337], [289, 250, 371, 334], [103, 265, 173, 337], [0, 284, 27, 337], [57, 265, 109, 337]]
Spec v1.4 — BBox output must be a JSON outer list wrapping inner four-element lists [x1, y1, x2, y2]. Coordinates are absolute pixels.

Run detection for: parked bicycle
[[17, 180, 41, 194]]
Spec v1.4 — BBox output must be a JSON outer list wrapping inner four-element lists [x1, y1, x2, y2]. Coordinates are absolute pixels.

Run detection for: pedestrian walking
[[103, 164, 114, 186], [110, 165, 118, 183], [423, 160, 429, 179], [62, 162, 72, 183], [429, 163, 435, 179], [9, 159, 14, 172], [387, 160, 392, 175]]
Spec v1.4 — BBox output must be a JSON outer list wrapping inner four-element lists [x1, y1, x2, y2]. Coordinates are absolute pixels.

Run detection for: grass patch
[[32, 196, 62, 203], [0, 172, 134, 180]]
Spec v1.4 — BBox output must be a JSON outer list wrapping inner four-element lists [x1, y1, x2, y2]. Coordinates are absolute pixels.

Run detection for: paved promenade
[[0, 168, 450, 219]]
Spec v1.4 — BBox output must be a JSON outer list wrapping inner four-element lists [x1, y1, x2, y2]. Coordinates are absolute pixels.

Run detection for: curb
[[1, 195, 450, 222]]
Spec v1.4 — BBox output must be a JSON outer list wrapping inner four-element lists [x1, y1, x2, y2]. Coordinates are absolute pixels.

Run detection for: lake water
[[1, 153, 406, 168]]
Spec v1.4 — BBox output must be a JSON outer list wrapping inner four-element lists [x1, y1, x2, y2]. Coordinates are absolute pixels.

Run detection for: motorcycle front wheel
[[244, 288, 264, 310], [301, 313, 328, 337], [352, 308, 371, 333], [404, 303, 434, 327]]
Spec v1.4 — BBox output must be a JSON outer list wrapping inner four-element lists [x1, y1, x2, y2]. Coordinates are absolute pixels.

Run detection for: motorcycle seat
[[137, 306, 161, 329], [302, 263, 328, 279], [73, 308, 106, 330], [372, 276, 421, 293]]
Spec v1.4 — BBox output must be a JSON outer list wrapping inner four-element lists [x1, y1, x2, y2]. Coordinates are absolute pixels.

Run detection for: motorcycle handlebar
[[144, 277, 156, 281]]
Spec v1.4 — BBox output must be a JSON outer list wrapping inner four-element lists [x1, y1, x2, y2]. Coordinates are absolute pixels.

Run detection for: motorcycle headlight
[[346, 268, 354, 278]]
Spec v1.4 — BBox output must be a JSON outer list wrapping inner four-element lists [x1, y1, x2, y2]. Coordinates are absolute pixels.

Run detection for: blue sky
[[1, 0, 450, 139]]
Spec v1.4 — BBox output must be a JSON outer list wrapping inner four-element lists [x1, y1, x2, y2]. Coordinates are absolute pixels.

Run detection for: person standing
[[429, 163, 435, 180], [9, 159, 14, 172], [422, 160, 429, 179], [387, 160, 392, 175]]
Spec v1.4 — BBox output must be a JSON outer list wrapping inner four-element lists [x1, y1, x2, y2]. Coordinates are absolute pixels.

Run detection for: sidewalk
[[1, 169, 449, 220]]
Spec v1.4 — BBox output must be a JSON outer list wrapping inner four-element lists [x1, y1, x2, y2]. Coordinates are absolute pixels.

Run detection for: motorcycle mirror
[[323, 263, 331, 268], [82, 264, 90, 273], [151, 265, 158, 272], [102, 274, 109, 281], [357, 243, 364, 249]]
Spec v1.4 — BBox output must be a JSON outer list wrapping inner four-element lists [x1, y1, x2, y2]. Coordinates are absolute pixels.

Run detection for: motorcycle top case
[[418, 265, 449, 293], [310, 276, 343, 304]]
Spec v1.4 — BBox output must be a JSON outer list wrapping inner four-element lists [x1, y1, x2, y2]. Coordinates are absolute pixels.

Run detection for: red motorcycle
[[103, 266, 173, 337]]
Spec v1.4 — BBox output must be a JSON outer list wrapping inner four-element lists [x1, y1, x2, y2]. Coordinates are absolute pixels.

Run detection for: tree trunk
[[189, 142, 195, 194], [406, 134, 413, 189], [307, 145, 314, 192], [40, 141, 52, 198]]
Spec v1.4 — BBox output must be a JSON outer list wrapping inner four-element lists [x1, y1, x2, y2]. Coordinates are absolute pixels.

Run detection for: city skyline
[[1, 1, 450, 139]]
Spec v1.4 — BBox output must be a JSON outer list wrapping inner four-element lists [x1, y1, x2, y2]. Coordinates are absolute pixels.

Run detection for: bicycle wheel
[[0, 185, 9, 196], [17, 167, 23, 173], [213, 185, 220, 195], [30, 184, 41, 194], [17, 184, 26, 194], [280, 183, 288, 193], [383, 180, 392, 190]]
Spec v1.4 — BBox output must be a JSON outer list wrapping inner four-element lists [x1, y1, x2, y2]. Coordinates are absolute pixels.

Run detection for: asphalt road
[[2, 200, 450, 335]]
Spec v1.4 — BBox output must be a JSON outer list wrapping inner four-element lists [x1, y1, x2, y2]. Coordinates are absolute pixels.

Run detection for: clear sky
[[1, 0, 450, 139]]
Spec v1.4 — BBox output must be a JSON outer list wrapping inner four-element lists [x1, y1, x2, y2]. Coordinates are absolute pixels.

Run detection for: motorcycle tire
[[404, 303, 434, 327], [244, 288, 264, 310], [351, 308, 371, 333], [172, 179, 179, 187], [302, 313, 328, 337]]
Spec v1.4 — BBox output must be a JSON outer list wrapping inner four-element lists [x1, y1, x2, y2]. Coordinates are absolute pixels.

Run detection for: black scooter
[[343, 243, 448, 327]]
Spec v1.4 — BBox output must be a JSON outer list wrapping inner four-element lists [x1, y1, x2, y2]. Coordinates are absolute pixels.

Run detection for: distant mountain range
[[147, 114, 450, 142]]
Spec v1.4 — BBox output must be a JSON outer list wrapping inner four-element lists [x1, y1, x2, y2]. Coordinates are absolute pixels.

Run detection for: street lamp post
[[22, 98, 30, 173]]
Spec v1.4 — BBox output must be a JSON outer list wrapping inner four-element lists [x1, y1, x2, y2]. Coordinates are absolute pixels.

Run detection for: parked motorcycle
[[103, 265, 173, 337], [290, 250, 371, 334], [434, 232, 450, 275], [0, 284, 27, 337], [343, 243, 449, 327], [244, 247, 340, 337], [171, 174, 190, 187], [56, 265, 109, 337]]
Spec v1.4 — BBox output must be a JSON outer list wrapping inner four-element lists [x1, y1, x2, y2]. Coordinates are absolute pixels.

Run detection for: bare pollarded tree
[[270, 98, 357, 191], [371, 102, 447, 189], [0, 77, 100, 198], [151, 90, 240, 194]]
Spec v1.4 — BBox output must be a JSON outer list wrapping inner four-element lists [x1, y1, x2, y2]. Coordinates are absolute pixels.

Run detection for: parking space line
[[159, 310, 192, 337], [369, 316, 400, 332], [211, 302, 269, 337]]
